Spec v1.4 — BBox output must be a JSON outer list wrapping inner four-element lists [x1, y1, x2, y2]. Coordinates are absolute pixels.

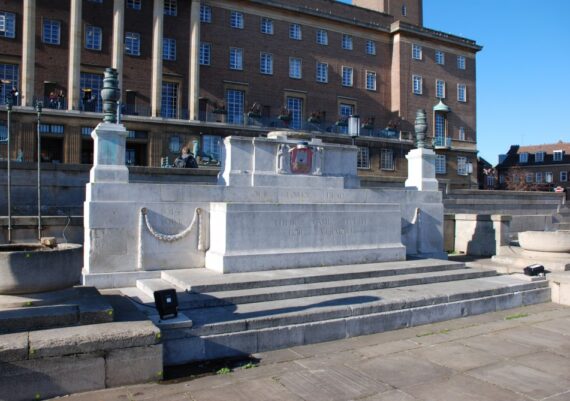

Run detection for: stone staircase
[[122, 259, 550, 366], [554, 204, 570, 231]]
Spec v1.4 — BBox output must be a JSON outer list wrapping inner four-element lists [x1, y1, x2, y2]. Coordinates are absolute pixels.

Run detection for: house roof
[[497, 141, 570, 168], [515, 141, 570, 154]]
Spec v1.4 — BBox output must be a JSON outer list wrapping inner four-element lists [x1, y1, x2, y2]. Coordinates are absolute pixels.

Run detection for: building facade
[[0, 0, 481, 188], [496, 142, 570, 191]]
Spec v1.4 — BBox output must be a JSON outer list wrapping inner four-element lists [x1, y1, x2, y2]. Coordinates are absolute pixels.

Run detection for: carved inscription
[[274, 216, 368, 238]]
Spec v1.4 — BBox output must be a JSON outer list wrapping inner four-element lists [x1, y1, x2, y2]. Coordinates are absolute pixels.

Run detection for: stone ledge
[[0, 332, 28, 363]]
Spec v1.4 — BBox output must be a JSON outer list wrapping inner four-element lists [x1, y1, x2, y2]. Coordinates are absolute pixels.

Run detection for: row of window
[[200, 6, 377, 55], [434, 155, 471, 175], [413, 75, 467, 102], [356, 148, 395, 170], [511, 171, 569, 184], [519, 150, 565, 163], [412, 44, 467, 70]]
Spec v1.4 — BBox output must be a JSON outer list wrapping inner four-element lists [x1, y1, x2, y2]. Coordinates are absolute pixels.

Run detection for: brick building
[[496, 142, 570, 191], [0, 0, 481, 188]]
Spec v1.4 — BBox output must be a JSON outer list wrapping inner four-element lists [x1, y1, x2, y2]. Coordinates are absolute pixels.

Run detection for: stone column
[[151, 0, 164, 117], [21, 0, 36, 107], [68, 0, 82, 111], [112, 0, 125, 96], [188, 0, 201, 120]]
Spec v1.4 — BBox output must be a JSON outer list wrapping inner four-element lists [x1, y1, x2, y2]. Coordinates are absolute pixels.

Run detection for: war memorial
[[0, 69, 567, 400]]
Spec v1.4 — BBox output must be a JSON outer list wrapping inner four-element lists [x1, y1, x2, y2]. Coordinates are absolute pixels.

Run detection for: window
[[230, 11, 244, 29], [435, 50, 445, 65], [286, 96, 303, 130], [513, 174, 520, 184], [164, 0, 177, 16], [127, 0, 141, 10], [229, 47, 243, 70], [85, 25, 102, 50], [0, 12, 16, 38], [200, 5, 212, 23], [199, 42, 211, 65], [435, 113, 445, 141], [458, 126, 465, 141], [412, 75, 422, 95], [436, 79, 445, 98], [289, 57, 302, 79], [316, 62, 328, 83], [457, 55, 466, 70], [80, 72, 103, 112], [87, 0, 102, 2], [161, 82, 178, 118], [435, 154, 446, 174], [536, 172, 543, 183], [535, 151, 545, 162], [42, 19, 61, 45], [554, 150, 564, 161], [163, 37, 176, 61], [125, 32, 140, 56], [357, 147, 370, 169], [402, 4, 407, 16], [545, 172, 553, 183], [380, 149, 394, 170], [203, 135, 222, 161], [81, 127, 94, 136], [260, 18, 273, 34], [342, 34, 353, 50], [457, 84, 467, 102], [0, 122, 7, 140], [366, 40, 376, 55], [225, 89, 244, 124], [519, 153, 528, 163], [457, 156, 468, 176], [260, 52, 273, 75], [289, 23, 301, 40], [342, 66, 353, 87], [561, 171, 568, 182], [525, 173, 533, 183], [39, 124, 64, 134], [366, 71, 377, 91], [412, 44, 422, 60], [316, 29, 327, 45], [169, 135, 181, 153]]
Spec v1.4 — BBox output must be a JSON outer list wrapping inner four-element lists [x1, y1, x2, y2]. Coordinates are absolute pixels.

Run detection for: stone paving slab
[[48, 303, 570, 401]]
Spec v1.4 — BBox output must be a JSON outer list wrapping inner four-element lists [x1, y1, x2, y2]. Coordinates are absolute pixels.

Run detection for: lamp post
[[348, 114, 360, 146], [36, 101, 43, 241], [6, 96, 12, 243]]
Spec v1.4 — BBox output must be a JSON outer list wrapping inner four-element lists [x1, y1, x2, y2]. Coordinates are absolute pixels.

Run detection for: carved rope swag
[[138, 207, 207, 270]]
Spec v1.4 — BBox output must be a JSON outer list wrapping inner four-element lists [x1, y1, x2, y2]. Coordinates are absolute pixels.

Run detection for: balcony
[[433, 136, 452, 149]]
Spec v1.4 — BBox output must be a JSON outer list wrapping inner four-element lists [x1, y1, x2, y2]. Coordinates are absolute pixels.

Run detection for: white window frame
[[286, 96, 304, 130], [125, 32, 141, 56], [85, 25, 102, 51], [357, 147, 370, 169], [525, 173, 533, 183], [342, 66, 353, 87], [554, 150, 564, 161], [519, 152, 528, 163], [435, 50, 445, 65], [199, 42, 211, 65], [545, 172, 553, 183], [260, 17, 273, 35], [535, 151, 545, 163], [316, 29, 328, 45], [229, 47, 243, 70], [316, 62, 328, 83], [230, 11, 244, 29], [380, 149, 394, 171], [457, 55, 466, 70], [200, 4, 212, 23], [457, 156, 468, 176], [366, 40, 376, 55], [436, 79, 445, 99], [127, 0, 141, 10], [536, 172, 543, 183], [457, 84, 467, 102], [458, 126, 465, 141], [561, 171, 568, 182], [412, 44, 422, 60], [435, 154, 446, 174], [163, 37, 176, 61], [289, 23, 302, 40], [42, 18, 61, 45], [203, 135, 223, 161], [289, 57, 302, 79], [260, 52, 273, 75], [164, 0, 177, 16], [412, 75, 422, 95], [0, 12, 16, 38], [366, 71, 377, 91], [342, 34, 353, 50]]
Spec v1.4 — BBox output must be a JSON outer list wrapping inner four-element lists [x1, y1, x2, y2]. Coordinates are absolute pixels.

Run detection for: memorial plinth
[[89, 122, 129, 183]]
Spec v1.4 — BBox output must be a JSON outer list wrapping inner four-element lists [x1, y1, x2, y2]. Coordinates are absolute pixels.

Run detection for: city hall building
[[0, 0, 481, 188]]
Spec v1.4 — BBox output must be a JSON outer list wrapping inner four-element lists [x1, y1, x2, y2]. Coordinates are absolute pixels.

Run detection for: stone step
[[159, 275, 550, 364], [556, 223, 570, 230], [161, 259, 466, 293], [137, 268, 497, 309]]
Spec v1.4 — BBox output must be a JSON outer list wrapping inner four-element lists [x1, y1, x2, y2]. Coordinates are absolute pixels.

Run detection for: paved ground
[[52, 302, 570, 401]]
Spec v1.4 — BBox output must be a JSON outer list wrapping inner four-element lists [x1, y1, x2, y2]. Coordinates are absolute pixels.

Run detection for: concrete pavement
[[51, 302, 570, 401]]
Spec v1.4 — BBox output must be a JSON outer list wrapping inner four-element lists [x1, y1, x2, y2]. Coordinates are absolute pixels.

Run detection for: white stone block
[[405, 148, 439, 191]]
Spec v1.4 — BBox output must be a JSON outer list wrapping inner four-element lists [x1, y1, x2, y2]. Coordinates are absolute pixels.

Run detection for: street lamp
[[36, 101, 43, 241], [6, 95, 12, 242], [348, 114, 360, 146]]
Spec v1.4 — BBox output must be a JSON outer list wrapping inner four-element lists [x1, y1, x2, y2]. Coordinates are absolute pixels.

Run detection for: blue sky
[[340, 0, 570, 165]]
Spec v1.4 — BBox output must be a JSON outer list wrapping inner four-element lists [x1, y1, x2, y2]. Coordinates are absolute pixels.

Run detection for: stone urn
[[414, 109, 427, 149]]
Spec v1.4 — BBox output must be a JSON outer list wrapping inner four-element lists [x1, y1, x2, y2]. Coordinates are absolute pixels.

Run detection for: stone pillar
[[405, 109, 438, 191], [68, 0, 82, 111], [21, 0, 36, 107], [112, 0, 125, 96], [151, 0, 164, 117], [491, 214, 511, 255], [188, 0, 201, 120]]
